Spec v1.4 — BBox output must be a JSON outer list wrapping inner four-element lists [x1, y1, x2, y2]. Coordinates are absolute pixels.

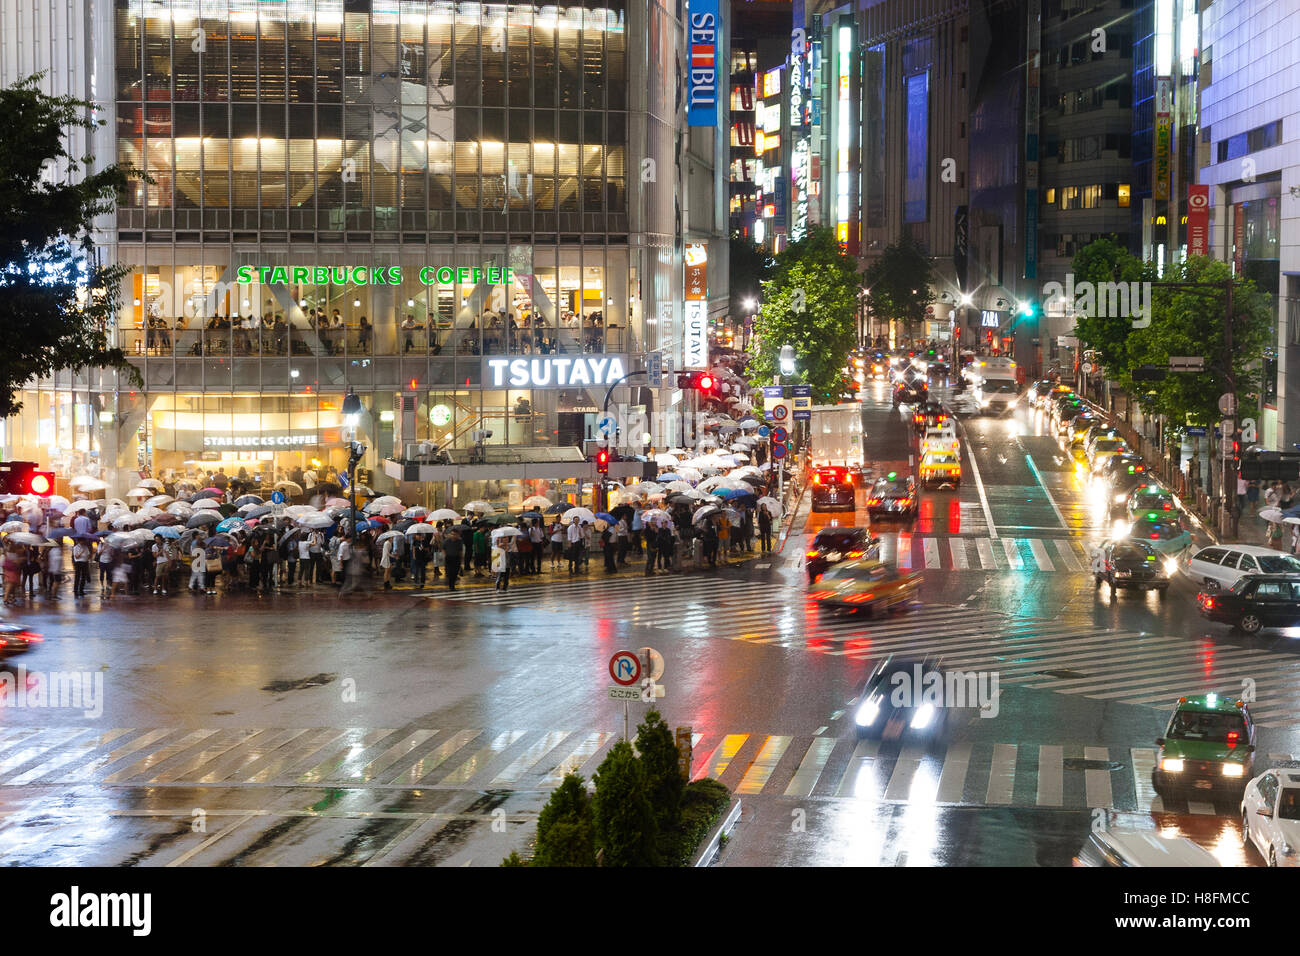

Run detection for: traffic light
[[0, 461, 54, 497], [675, 371, 716, 393], [596, 448, 610, 475]]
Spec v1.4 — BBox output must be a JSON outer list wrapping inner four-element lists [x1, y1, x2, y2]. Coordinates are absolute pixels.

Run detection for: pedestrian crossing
[[434, 576, 1300, 726], [874, 533, 1091, 572], [1, 724, 1289, 815]]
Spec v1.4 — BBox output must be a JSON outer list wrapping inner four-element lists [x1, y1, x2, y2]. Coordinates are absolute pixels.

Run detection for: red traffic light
[[29, 472, 54, 496], [596, 449, 610, 475], [698, 375, 714, 391]]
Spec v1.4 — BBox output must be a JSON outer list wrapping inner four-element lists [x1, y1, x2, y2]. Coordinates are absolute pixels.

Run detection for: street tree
[[1067, 237, 1155, 379], [635, 709, 685, 837], [0, 75, 143, 418], [592, 739, 661, 866], [747, 227, 859, 403], [861, 236, 935, 342], [530, 772, 596, 867]]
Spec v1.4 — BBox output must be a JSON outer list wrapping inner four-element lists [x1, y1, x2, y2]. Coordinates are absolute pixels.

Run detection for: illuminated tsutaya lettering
[[486, 356, 627, 388]]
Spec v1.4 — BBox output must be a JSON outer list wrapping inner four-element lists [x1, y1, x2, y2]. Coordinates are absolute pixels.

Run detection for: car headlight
[[1160, 758, 1184, 772], [980, 399, 991, 407], [855, 697, 881, 727], [910, 703, 936, 729], [1221, 762, 1245, 777], [1163, 557, 1178, 576]]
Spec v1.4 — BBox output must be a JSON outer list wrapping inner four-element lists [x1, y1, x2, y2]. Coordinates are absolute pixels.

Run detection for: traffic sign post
[[609, 648, 664, 739]]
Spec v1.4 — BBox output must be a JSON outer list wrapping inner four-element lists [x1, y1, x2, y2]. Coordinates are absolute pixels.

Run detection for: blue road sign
[[339, 472, 350, 491], [757, 425, 770, 438], [772, 426, 789, 444], [271, 490, 285, 504], [771, 442, 788, 460]]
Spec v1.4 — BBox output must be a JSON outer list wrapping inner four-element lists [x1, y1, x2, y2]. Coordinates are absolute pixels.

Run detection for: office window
[[1117, 184, 1130, 207], [1045, 187, 1055, 205]]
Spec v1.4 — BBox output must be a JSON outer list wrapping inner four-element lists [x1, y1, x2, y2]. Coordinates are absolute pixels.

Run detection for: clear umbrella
[[428, 508, 460, 521], [296, 512, 335, 529], [491, 526, 523, 540], [405, 523, 438, 535], [462, 501, 495, 514], [561, 507, 596, 524], [69, 476, 109, 493], [402, 506, 429, 518], [756, 496, 782, 519], [144, 494, 175, 508], [138, 478, 164, 491], [521, 495, 554, 509]]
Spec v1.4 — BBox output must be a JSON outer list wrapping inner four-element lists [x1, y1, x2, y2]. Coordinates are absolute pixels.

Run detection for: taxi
[[919, 450, 962, 488], [809, 559, 921, 614], [1153, 693, 1256, 798], [920, 426, 960, 458], [1064, 413, 1098, 446], [1126, 513, 1192, 557], [1126, 485, 1176, 522]]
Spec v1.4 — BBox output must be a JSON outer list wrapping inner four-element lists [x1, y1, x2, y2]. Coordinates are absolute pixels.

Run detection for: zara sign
[[484, 355, 630, 388]]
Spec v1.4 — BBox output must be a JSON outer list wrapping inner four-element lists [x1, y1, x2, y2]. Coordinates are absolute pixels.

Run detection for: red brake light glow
[[806, 551, 819, 558]]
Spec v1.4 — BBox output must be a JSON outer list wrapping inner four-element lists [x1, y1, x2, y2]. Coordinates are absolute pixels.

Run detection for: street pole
[[1223, 279, 1238, 539]]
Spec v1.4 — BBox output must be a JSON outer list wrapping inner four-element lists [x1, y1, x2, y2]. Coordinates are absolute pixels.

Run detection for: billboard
[[1188, 184, 1210, 257], [687, 0, 720, 126], [903, 72, 929, 223]]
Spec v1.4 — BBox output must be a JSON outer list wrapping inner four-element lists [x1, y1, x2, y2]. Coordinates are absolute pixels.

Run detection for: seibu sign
[[484, 355, 630, 388]]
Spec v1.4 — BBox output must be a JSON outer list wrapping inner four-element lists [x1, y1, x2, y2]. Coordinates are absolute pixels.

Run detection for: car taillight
[[1150, 533, 1159, 540], [844, 593, 874, 603], [16, 632, 42, 642], [867, 498, 880, 505], [1203, 597, 1214, 609], [813, 474, 821, 484], [1226, 730, 1240, 745], [847, 551, 863, 558], [806, 551, 819, 558], [1163, 503, 1171, 510], [903, 498, 914, 505]]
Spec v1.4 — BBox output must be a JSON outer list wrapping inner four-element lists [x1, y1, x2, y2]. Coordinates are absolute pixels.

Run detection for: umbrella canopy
[[641, 508, 670, 521], [284, 504, 317, 517], [186, 512, 222, 528], [664, 480, 694, 493], [476, 513, 511, 526], [192, 498, 224, 511], [166, 501, 194, 516], [713, 487, 751, 501], [64, 499, 101, 515], [204, 534, 233, 548], [104, 532, 137, 550], [6, 531, 44, 546], [111, 512, 147, 529], [296, 512, 335, 529], [655, 453, 681, 468], [193, 488, 222, 500], [562, 507, 596, 524], [545, 502, 573, 515], [595, 512, 615, 523], [656, 472, 684, 482], [365, 499, 404, 516], [462, 500, 495, 514], [144, 494, 175, 509], [393, 518, 416, 533], [737, 417, 759, 429], [69, 476, 109, 493], [126, 487, 153, 499], [245, 504, 274, 519], [756, 496, 782, 518], [234, 494, 264, 507], [1, 520, 28, 533], [376, 530, 405, 543], [324, 497, 351, 508], [215, 517, 247, 533], [692, 505, 722, 525], [491, 526, 523, 540], [137, 478, 164, 490], [1259, 508, 1286, 523], [152, 526, 182, 539], [274, 480, 304, 496], [136, 506, 165, 519], [521, 495, 554, 509], [405, 523, 438, 535], [401, 506, 429, 518], [428, 508, 460, 521], [518, 511, 544, 521], [236, 503, 260, 514], [101, 508, 129, 525]]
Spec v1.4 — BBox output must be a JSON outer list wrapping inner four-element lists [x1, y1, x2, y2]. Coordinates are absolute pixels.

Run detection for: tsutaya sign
[[234, 265, 518, 286], [484, 355, 629, 388]]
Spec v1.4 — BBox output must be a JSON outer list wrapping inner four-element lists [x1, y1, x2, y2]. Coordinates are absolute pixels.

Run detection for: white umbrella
[[64, 499, 100, 515], [428, 508, 460, 521], [1, 520, 28, 533], [126, 487, 153, 499], [105, 497, 129, 511], [324, 497, 350, 508], [562, 507, 596, 524], [756, 496, 783, 519], [376, 530, 405, 543], [111, 512, 146, 529], [405, 523, 438, 535], [737, 417, 759, 429], [69, 475, 108, 492], [101, 507, 129, 524], [654, 453, 680, 468], [462, 501, 495, 514], [691, 505, 722, 524], [130, 527, 158, 544], [1284, 517, 1300, 527], [521, 495, 553, 509], [637, 482, 664, 497], [402, 506, 429, 518], [369, 494, 402, 508], [1259, 508, 1285, 523], [296, 512, 335, 528], [731, 452, 751, 462], [491, 526, 523, 540], [136, 506, 164, 520], [7, 531, 46, 546], [285, 504, 317, 517], [366, 500, 405, 516], [166, 501, 194, 516], [615, 486, 648, 501], [144, 494, 175, 508], [274, 480, 304, 495], [193, 498, 223, 511], [138, 478, 164, 491], [641, 508, 670, 521], [664, 480, 693, 493], [676, 467, 703, 484]]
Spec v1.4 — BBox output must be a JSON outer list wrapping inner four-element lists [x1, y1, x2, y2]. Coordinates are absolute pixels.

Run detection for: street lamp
[[779, 344, 797, 377], [342, 389, 364, 532]]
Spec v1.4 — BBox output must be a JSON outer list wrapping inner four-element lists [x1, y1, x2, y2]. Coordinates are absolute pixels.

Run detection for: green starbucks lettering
[[233, 265, 515, 285]]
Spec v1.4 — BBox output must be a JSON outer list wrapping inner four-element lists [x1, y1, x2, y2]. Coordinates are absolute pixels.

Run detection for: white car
[[920, 426, 959, 458], [1241, 769, 1300, 867], [976, 380, 1020, 414], [1074, 829, 1221, 867], [1185, 545, 1300, 591]]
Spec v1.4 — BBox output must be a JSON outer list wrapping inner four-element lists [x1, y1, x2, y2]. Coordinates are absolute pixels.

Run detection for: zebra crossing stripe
[[1020, 646, 1271, 691], [359, 730, 441, 784], [705, 734, 750, 779], [976, 538, 997, 569], [1054, 539, 1084, 571], [950, 539, 968, 569], [0, 728, 91, 777], [986, 744, 1017, 804], [103, 729, 220, 784], [491, 731, 572, 788], [541, 731, 614, 786], [441, 730, 527, 786], [209, 729, 319, 783], [923, 539, 941, 569], [147, 729, 262, 784], [58, 728, 175, 783], [1028, 539, 1055, 572], [883, 745, 927, 802], [1078, 659, 1289, 700], [1131, 748, 1161, 813], [3, 728, 133, 786], [245, 729, 349, 783], [836, 739, 880, 798], [935, 742, 971, 803], [784, 738, 838, 797], [736, 736, 793, 794], [1002, 539, 1024, 570], [1084, 746, 1113, 808], [397, 729, 481, 785], [297, 729, 397, 785], [1037, 745, 1063, 807]]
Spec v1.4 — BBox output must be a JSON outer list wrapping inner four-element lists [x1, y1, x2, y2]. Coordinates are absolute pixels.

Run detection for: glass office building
[[3, 0, 720, 500]]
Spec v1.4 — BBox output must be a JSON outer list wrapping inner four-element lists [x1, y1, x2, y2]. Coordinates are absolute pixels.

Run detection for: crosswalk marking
[[1084, 747, 1114, 808], [358, 730, 440, 783], [1028, 539, 1055, 572], [3, 729, 132, 786], [883, 745, 927, 801], [976, 537, 996, 569], [441, 730, 527, 786], [986, 744, 1017, 804], [0, 728, 90, 777], [949, 538, 968, 569], [923, 538, 941, 569], [705, 734, 750, 779], [148, 729, 261, 784], [784, 738, 837, 797], [1054, 539, 1083, 571], [541, 731, 613, 786], [297, 730, 396, 785], [214, 729, 318, 783], [736, 736, 792, 794], [837, 739, 880, 798], [104, 729, 220, 784], [1002, 538, 1024, 570], [935, 742, 971, 803], [1037, 745, 1063, 806], [399, 729, 480, 785], [491, 731, 571, 788], [1131, 748, 1161, 813]]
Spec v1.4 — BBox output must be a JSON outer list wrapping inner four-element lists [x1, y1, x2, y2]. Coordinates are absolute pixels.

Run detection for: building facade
[[1, 0, 727, 505]]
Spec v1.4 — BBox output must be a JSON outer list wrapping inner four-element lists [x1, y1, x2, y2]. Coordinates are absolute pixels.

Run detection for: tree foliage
[[530, 772, 596, 867], [0, 75, 143, 417], [592, 740, 661, 867], [1070, 240, 1273, 429], [635, 709, 685, 837], [861, 236, 936, 340], [747, 227, 859, 403]]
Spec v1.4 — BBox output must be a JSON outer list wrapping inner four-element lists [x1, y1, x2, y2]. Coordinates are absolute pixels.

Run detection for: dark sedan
[[1197, 574, 1300, 634], [867, 475, 918, 520], [0, 622, 43, 658], [852, 655, 952, 742], [1090, 539, 1173, 594], [892, 379, 928, 407], [806, 527, 880, 584], [911, 400, 950, 433]]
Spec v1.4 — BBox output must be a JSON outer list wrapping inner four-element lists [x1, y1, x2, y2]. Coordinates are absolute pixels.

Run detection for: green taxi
[[1153, 694, 1256, 797]]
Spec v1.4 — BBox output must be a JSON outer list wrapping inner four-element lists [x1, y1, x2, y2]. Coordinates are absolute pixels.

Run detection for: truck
[[809, 403, 865, 473]]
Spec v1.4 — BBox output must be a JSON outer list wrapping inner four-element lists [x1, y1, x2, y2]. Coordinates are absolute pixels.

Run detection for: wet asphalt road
[[1, 376, 1298, 866]]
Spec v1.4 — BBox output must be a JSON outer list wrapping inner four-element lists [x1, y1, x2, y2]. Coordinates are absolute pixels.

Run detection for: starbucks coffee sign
[[235, 265, 517, 286], [484, 355, 630, 388]]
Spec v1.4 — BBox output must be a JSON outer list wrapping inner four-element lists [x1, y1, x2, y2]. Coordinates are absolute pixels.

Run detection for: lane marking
[[1025, 453, 1070, 530], [1036, 745, 1063, 806], [986, 744, 1017, 804], [962, 434, 999, 539], [1084, 746, 1113, 808], [935, 742, 971, 803]]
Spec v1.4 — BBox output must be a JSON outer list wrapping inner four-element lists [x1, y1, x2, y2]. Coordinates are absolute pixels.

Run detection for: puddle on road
[[260, 673, 337, 693]]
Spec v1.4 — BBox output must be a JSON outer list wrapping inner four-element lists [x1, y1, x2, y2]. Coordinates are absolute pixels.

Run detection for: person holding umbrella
[[4, 544, 21, 605], [380, 533, 396, 589], [758, 503, 773, 553], [472, 524, 489, 577], [491, 538, 509, 592], [566, 517, 583, 574], [443, 530, 464, 590], [98, 540, 115, 596], [602, 521, 617, 574], [549, 521, 564, 570]]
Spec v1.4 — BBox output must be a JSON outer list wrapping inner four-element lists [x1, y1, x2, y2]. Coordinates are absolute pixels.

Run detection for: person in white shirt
[[528, 520, 544, 574], [152, 540, 170, 595], [380, 536, 395, 589], [297, 535, 312, 586], [566, 518, 583, 574], [189, 545, 208, 592], [45, 540, 64, 600]]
